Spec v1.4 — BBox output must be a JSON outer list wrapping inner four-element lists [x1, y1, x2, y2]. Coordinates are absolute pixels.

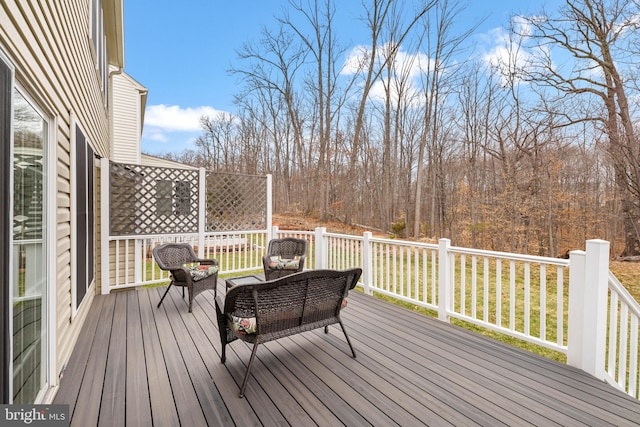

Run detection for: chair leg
[[239, 343, 259, 398], [339, 320, 356, 358], [324, 325, 329, 333], [157, 283, 173, 308]]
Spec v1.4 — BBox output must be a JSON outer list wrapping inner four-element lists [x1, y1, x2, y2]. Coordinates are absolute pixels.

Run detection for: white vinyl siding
[[111, 72, 146, 164], [0, 0, 118, 397]]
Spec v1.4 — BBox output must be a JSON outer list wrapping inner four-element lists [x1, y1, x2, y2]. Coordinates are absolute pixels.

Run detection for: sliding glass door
[[11, 89, 48, 403]]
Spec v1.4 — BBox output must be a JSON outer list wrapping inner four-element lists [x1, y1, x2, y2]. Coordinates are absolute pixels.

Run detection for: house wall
[[0, 0, 119, 397], [112, 71, 146, 164]]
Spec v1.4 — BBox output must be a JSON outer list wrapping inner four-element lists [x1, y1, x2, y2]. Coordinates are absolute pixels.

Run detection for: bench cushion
[[231, 315, 257, 334]]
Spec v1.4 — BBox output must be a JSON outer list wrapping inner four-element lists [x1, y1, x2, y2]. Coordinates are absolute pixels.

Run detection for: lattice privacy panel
[[109, 162, 199, 235], [206, 172, 267, 231]]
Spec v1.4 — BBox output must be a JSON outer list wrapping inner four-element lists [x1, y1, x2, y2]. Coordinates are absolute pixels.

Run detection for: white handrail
[[604, 271, 640, 399]]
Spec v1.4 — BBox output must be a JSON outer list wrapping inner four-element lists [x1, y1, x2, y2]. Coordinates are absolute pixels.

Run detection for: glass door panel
[[11, 89, 47, 403]]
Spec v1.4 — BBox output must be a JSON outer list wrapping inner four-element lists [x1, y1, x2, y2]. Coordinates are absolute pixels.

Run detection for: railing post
[[438, 238, 451, 322], [567, 249, 586, 370], [567, 239, 609, 380], [315, 227, 327, 269], [362, 232, 373, 295], [100, 158, 110, 295], [197, 167, 206, 258]]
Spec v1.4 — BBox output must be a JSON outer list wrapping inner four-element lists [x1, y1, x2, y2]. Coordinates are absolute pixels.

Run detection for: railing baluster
[[460, 254, 466, 317], [608, 292, 619, 380], [557, 266, 564, 347], [496, 259, 502, 328], [115, 241, 120, 286], [629, 316, 639, 398], [510, 260, 516, 332], [618, 303, 629, 389], [421, 249, 429, 303], [385, 243, 390, 293], [471, 255, 477, 320], [540, 264, 547, 341], [431, 250, 436, 306], [392, 245, 397, 295], [483, 256, 489, 323], [524, 262, 530, 337]]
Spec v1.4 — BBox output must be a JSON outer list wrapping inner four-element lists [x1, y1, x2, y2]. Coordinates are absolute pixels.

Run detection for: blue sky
[[124, 1, 560, 156]]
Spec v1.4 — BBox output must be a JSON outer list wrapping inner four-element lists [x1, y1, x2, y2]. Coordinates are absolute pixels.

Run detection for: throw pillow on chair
[[188, 265, 219, 281], [268, 256, 300, 270]]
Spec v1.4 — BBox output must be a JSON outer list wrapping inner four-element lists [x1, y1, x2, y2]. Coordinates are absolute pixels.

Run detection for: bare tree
[[456, 63, 495, 248], [413, 0, 477, 238], [345, 0, 435, 224], [280, 0, 352, 218], [519, 0, 640, 256], [230, 24, 307, 206], [195, 112, 238, 171]]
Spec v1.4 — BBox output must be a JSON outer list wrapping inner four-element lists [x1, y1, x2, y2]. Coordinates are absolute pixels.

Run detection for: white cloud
[[481, 27, 514, 68], [479, 15, 556, 86], [480, 24, 536, 86], [341, 43, 433, 106], [613, 12, 640, 37], [342, 43, 432, 78], [142, 104, 233, 152], [511, 14, 540, 38], [144, 104, 226, 132], [143, 127, 169, 142], [342, 45, 371, 75]]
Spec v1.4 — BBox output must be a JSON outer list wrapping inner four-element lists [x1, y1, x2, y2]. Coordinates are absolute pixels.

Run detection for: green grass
[[365, 288, 567, 363], [364, 247, 570, 363], [367, 257, 640, 366]]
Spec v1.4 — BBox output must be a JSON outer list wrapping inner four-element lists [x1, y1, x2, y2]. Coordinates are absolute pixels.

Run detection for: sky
[[123, 0, 562, 156]]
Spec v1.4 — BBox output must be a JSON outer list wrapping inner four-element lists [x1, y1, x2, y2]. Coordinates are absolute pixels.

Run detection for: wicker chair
[[153, 243, 218, 313], [261, 237, 307, 281], [216, 268, 362, 397]]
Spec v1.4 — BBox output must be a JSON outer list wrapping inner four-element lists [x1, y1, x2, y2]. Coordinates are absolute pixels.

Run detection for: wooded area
[[156, 0, 640, 258]]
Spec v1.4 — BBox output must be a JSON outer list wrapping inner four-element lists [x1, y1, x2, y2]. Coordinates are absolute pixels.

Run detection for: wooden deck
[[53, 282, 640, 426]]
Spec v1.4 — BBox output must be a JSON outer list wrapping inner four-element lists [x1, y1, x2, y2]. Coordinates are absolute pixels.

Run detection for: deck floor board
[[125, 290, 152, 427], [54, 283, 640, 426]]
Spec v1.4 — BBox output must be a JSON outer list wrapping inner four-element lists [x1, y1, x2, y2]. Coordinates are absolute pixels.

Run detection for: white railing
[[102, 226, 639, 400], [281, 229, 571, 353], [276, 230, 639, 400], [103, 230, 269, 292], [604, 272, 640, 399], [445, 245, 570, 354]]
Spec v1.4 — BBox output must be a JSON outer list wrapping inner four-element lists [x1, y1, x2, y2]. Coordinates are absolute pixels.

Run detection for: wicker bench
[[215, 268, 362, 397]]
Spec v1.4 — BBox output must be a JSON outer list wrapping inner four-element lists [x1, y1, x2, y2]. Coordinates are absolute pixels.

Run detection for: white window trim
[[2, 48, 16, 404], [70, 116, 96, 319], [7, 72, 56, 403]]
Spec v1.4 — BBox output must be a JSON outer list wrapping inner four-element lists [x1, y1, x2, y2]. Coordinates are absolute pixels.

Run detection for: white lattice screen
[[108, 162, 267, 235]]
